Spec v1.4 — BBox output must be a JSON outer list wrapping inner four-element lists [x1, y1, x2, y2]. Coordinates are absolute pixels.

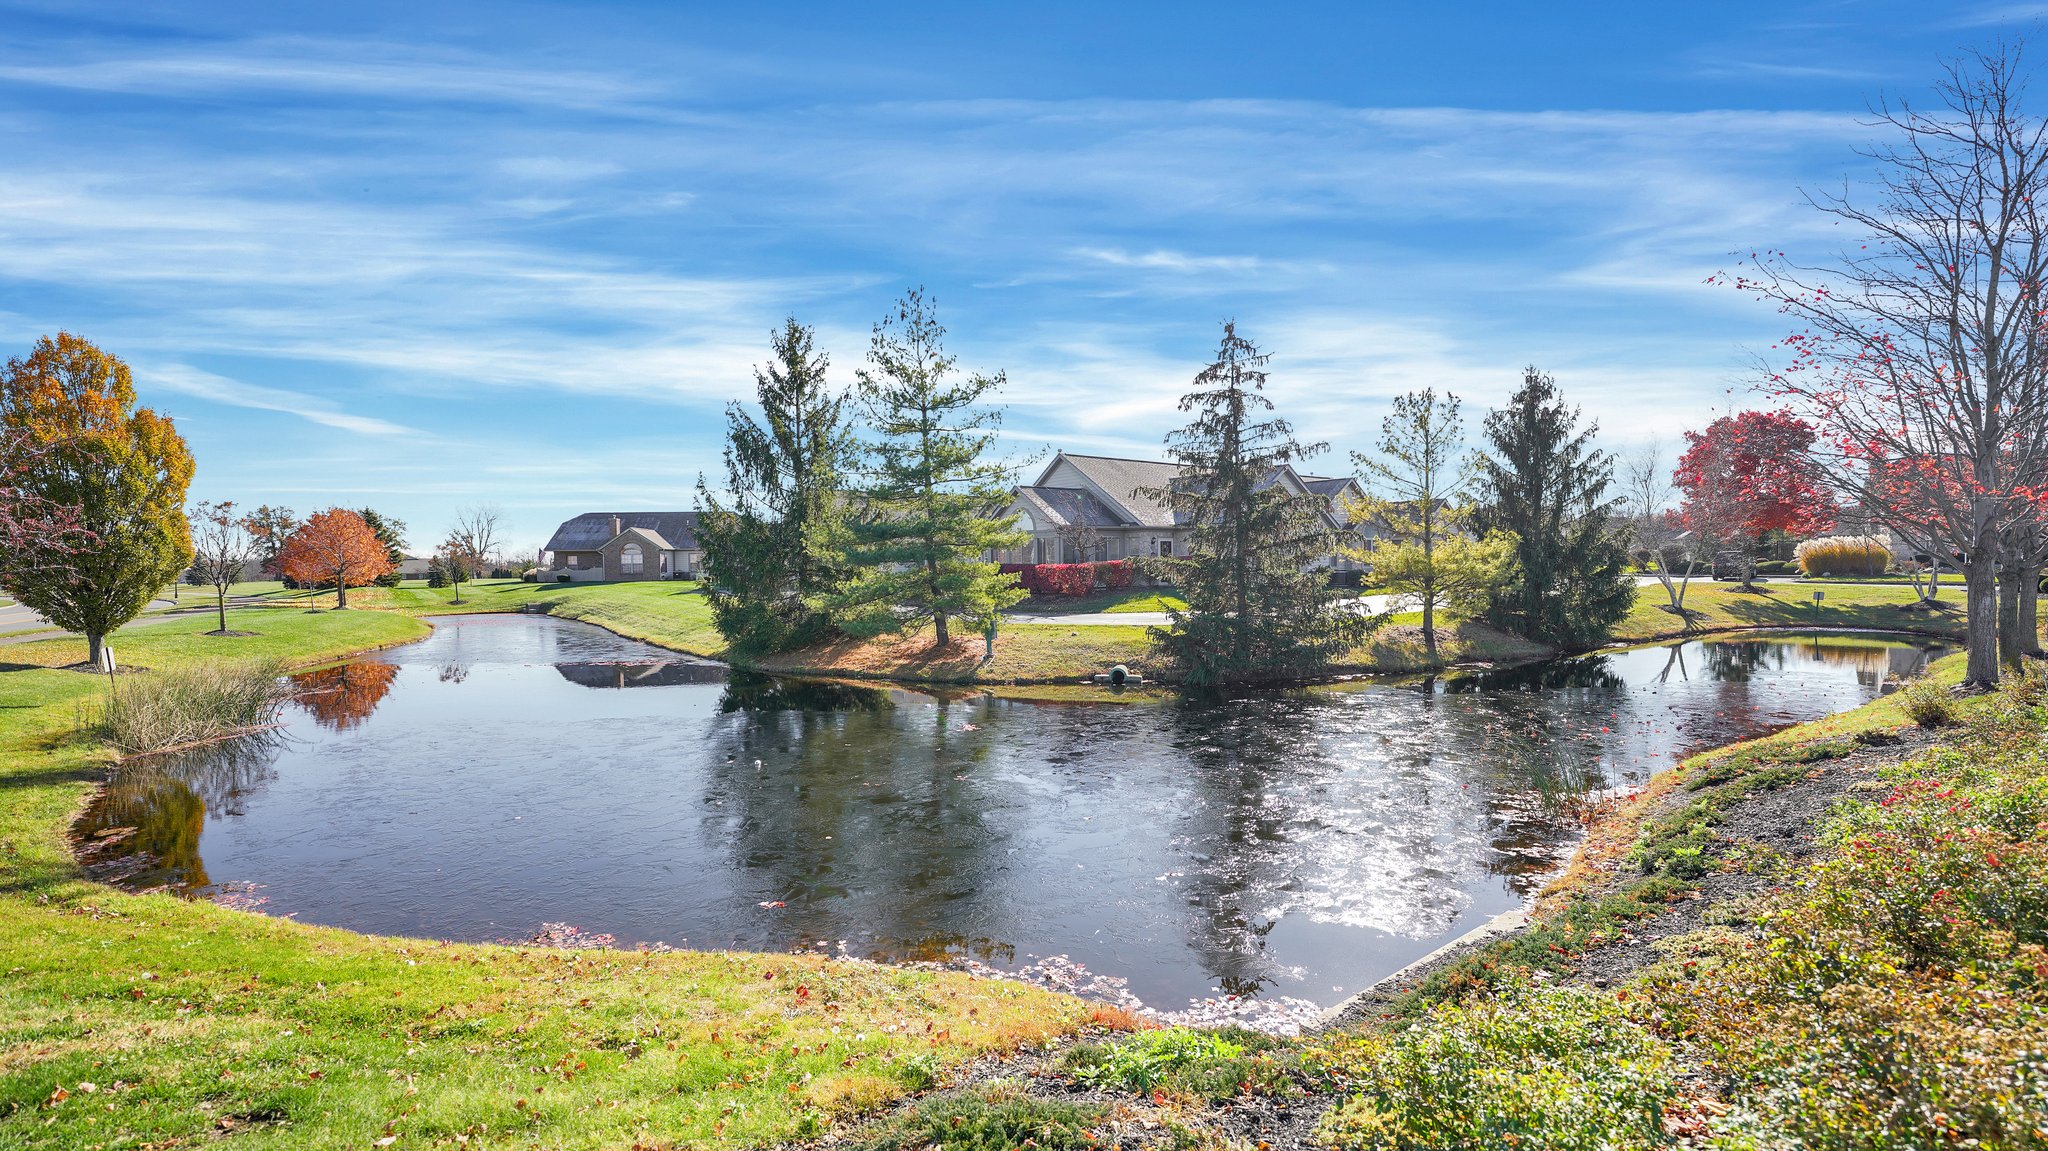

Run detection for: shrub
[[1795, 534, 1891, 577], [426, 558, 447, 588], [490, 566, 516, 579], [556, 573, 572, 583], [372, 571, 403, 588], [1098, 559, 1135, 589], [1900, 678, 1958, 728], [519, 568, 540, 583], [96, 660, 290, 756], [1067, 1026, 1299, 1101], [1313, 981, 1675, 1151], [852, 1082, 1103, 1151], [1031, 563, 1095, 597]]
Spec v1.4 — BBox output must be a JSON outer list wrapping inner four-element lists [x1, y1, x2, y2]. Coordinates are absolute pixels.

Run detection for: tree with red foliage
[[1720, 45, 2048, 686], [1674, 411, 1836, 589], [277, 508, 394, 609]]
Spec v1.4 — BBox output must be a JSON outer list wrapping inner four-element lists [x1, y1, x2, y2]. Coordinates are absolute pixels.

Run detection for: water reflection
[[556, 660, 728, 690], [76, 617, 1953, 1008], [75, 735, 282, 893], [292, 662, 398, 731]]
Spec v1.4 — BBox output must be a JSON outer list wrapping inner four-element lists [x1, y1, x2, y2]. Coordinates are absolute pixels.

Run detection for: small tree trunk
[[1963, 558, 2002, 688], [934, 611, 950, 647], [1421, 597, 1437, 660], [2021, 565, 2043, 657], [335, 569, 349, 609], [86, 632, 108, 673], [2000, 563, 2025, 667], [216, 591, 228, 634]]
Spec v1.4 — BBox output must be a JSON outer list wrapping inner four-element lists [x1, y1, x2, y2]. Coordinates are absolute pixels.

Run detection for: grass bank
[[1612, 579, 1962, 644], [0, 608, 1092, 1150], [339, 578, 1963, 689], [1298, 653, 2048, 1150]]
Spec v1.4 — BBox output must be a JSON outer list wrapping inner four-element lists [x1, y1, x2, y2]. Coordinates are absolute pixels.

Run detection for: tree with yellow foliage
[[0, 334, 194, 671]]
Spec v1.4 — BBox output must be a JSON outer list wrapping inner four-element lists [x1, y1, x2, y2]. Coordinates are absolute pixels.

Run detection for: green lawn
[[353, 578, 728, 658], [1004, 587, 1186, 615], [1613, 580, 1962, 644], [0, 609, 1089, 1151]]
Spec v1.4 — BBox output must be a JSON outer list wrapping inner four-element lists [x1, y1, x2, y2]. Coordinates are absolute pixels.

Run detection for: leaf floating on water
[[758, 900, 786, 909]]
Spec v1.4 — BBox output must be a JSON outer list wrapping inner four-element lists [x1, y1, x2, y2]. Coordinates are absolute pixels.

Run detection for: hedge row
[[1000, 559, 1136, 597]]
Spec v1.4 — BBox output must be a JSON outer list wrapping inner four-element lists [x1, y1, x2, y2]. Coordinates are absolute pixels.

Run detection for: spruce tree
[[696, 318, 852, 653], [1468, 367, 1633, 647], [1148, 322, 1366, 686], [828, 289, 1025, 648]]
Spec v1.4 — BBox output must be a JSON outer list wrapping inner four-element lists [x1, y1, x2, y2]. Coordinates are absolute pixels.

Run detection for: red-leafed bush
[[1035, 563, 1096, 597], [1096, 559, 1134, 590]]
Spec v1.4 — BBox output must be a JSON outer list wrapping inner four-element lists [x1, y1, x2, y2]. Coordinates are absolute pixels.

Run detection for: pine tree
[[828, 289, 1026, 648], [697, 319, 855, 653], [1350, 388, 1517, 660], [1148, 322, 1366, 686], [1468, 367, 1633, 647]]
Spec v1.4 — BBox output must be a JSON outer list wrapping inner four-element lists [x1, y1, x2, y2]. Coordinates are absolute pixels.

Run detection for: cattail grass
[[95, 660, 291, 757]]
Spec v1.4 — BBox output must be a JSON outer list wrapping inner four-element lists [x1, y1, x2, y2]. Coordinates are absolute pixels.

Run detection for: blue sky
[[0, 1, 2036, 555]]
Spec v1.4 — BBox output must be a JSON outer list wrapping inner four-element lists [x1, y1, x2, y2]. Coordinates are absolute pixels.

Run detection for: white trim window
[[619, 543, 645, 575]]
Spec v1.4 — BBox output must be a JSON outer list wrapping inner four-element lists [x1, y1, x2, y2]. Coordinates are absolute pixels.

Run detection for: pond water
[[78, 616, 1949, 1016]]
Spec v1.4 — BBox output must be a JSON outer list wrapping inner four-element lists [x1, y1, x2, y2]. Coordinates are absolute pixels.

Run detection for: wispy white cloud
[[0, 30, 1893, 522], [0, 36, 658, 111], [146, 364, 421, 437]]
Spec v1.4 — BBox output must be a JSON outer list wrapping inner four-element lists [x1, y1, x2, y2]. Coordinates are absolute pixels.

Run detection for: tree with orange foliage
[[277, 508, 394, 609], [0, 334, 194, 671]]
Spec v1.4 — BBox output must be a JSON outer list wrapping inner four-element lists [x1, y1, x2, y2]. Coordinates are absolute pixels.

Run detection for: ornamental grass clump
[[95, 659, 289, 756], [1900, 676, 1958, 728], [1311, 981, 1676, 1150], [1794, 534, 1892, 577]]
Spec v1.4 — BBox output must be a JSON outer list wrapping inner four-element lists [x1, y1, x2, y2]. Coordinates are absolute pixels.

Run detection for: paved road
[[1003, 575, 1818, 628], [0, 594, 225, 646], [1007, 592, 1402, 627]]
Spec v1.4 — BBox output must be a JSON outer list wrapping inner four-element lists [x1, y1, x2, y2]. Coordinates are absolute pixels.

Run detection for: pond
[[78, 615, 1949, 1021]]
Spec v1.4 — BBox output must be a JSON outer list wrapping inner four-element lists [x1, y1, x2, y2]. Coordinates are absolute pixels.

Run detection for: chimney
[[610, 515, 622, 537]]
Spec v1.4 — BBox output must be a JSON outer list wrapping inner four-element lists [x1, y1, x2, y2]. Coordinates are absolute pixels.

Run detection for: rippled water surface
[[80, 615, 1950, 1010]]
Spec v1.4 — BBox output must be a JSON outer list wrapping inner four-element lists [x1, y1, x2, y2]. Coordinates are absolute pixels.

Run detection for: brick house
[[542, 512, 704, 582]]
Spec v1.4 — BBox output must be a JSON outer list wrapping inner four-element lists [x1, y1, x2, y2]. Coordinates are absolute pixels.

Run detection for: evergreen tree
[[1148, 322, 1367, 686], [828, 289, 1026, 647], [696, 319, 853, 653], [1468, 367, 1633, 647], [1350, 388, 1517, 660], [355, 507, 408, 566]]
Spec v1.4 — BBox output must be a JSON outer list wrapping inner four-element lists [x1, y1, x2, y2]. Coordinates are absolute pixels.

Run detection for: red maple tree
[[277, 508, 394, 609], [1674, 410, 1836, 587]]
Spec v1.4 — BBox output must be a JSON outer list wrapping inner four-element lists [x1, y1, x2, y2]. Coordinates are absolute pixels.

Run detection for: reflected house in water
[[555, 659, 728, 690]]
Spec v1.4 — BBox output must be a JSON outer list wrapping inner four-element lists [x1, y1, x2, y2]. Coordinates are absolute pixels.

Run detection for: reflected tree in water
[[73, 734, 282, 894], [698, 687, 1015, 957], [717, 672, 890, 713], [291, 661, 398, 731]]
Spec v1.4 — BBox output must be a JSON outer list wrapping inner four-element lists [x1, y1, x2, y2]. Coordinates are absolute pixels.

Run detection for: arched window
[[619, 543, 644, 574]]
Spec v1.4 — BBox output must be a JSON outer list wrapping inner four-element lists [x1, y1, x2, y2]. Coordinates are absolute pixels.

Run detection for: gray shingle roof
[[544, 512, 701, 553], [1297, 475, 1357, 498], [1051, 454, 1187, 528], [1015, 486, 1127, 528]]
